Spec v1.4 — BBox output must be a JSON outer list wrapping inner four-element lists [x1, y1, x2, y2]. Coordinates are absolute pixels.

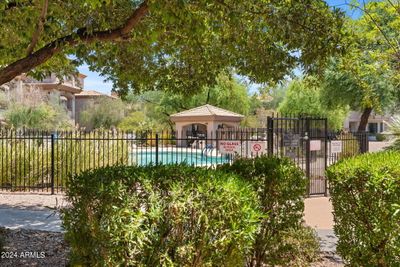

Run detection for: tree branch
[[26, 0, 49, 55], [0, 1, 149, 85]]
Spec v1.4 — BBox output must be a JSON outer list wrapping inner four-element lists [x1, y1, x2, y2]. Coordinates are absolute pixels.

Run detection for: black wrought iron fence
[[0, 128, 269, 193], [0, 119, 369, 194]]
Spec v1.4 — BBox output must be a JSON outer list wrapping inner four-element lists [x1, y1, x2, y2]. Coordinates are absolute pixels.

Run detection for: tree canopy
[[278, 77, 348, 130], [122, 73, 252, 131], [320, 1, 400, 131], [79, 97, 126, 130], [0, 0, 345, 95]]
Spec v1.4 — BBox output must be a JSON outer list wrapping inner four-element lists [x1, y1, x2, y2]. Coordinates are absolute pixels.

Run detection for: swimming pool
[[132, 151, 230, 166]]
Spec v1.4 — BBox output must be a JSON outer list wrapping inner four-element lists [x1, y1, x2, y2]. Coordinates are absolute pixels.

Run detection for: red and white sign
[[249, 141, 266, 154], [219, 140, 241, 154]]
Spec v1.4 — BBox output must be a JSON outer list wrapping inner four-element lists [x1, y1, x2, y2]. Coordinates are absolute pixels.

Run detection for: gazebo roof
[[170, 104, 244, 119]]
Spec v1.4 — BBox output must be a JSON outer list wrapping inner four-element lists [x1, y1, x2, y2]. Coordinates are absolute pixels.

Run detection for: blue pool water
[[133, 151, 230, 166]]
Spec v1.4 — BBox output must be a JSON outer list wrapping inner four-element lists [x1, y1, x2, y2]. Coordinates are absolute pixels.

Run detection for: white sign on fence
[[249, 141, 266, 154], [218, 140, 241, 154], [331, 141, 343, 153], [310, 140, 321, 151]]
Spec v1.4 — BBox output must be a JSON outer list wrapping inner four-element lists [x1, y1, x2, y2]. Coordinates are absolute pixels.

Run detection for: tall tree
[[278, 77, 348, 130], [321, 1, 400, 132], [0, 1, 345, 94]]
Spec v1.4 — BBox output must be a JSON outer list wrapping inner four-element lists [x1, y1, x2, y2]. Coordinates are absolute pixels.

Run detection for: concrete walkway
[[304, 196, 342, 262], [0, 207, 62, 232], [0, 193, 65, 232]]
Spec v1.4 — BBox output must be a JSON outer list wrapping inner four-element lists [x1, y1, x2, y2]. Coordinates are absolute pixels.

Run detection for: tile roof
[[170, 104, 244, 118], [75, 90, 117, 98]]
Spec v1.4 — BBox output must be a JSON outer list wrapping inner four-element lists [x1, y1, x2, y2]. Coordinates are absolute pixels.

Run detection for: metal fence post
[[155, 133, 159, 165], [305, 118, 311, 196], [362, 132, 369, 153], [50, 133, 55, 195], [324, 118, 328, 197], [267, 117, 273, 156]]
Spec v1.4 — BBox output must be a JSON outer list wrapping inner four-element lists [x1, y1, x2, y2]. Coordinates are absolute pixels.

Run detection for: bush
[[79, 98, 126, 130], [218, 156, 308, 266], [278, 226, 320, 266], [386, 115, 400, 151], [327, 151, 400, 266], [62, 165, 261, 266], [375, 133, 387, 142]]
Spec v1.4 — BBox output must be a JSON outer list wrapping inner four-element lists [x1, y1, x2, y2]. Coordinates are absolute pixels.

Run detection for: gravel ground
[[0, 227, 344, 267], [0, 227, 69, 267]]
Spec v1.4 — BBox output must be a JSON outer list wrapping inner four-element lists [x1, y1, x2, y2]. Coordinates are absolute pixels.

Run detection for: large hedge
[[62, 165, 261, 266], [327, 151, 400, 266], [219, 156, 308, 266]]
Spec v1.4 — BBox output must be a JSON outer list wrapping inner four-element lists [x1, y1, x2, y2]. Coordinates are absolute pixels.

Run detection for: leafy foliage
[[321, 2, 400, 124], [117, 111, 155, 132], [0, 0, 345, 93], [278, 77, 348, 130], [277, 226, 320, 267], [327, 151, 400, 266], [218, 156, 308, 266], [62, 165, 261, 266], [123, 73, 251, 130], [386, 115, 400, 151], [4, 93, 73, 130], [79, 97, 126, 130]]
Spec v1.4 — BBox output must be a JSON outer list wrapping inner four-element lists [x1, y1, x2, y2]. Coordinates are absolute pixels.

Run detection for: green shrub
[[386, 115, 400, 151], [62, 165, 261, 267], [278, 226, 320, 267], [327, 151, 400, 266], [375, 133, 387, 142], [218, 156, 308, 266], [80, 98, 126, 130]]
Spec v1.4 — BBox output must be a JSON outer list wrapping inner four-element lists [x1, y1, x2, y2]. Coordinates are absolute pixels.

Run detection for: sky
[[77, 0, 363, 95]]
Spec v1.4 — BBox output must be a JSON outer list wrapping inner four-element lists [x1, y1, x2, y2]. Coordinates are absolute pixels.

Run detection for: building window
[[368, 123, 378, 134]]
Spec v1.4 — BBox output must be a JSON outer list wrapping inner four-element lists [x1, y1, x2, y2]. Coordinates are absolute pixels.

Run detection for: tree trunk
[[0, 1, 148, 85], [358, 107, 373, 132]]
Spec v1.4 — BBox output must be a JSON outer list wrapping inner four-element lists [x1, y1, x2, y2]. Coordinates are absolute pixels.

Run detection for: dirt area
[[0, 228, 69, 267], [0, 227, 342, 267], [0, 193, 67, 211]]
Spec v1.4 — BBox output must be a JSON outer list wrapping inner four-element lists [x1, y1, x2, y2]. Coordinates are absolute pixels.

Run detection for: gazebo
[[170, 104, 244, 147]]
